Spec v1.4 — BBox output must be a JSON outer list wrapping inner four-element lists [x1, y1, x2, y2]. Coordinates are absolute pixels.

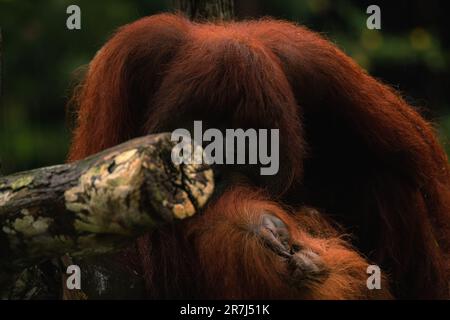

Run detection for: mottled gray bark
[[0, 133, 214, 289], [174, 0, 234, 20]]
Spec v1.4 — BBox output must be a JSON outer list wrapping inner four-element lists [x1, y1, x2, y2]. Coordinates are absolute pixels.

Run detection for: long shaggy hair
[[68, 14, 450, 299]]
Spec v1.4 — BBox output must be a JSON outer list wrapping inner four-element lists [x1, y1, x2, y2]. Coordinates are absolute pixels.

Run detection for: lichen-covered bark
[[174, 0, 234, 20], [0, 133, 214, 290]]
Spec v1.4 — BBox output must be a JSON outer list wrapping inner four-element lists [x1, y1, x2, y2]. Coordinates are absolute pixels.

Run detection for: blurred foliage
[[0, 0, 449, 174]]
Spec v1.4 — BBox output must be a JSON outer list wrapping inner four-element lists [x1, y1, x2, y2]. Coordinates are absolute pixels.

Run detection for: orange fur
[[184, 186, 391, 299], [69, 14, 450, 299]]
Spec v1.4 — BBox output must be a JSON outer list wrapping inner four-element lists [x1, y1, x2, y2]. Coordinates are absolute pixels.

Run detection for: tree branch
[[0, 133, 214, 276], [173, 0, 234, 21]]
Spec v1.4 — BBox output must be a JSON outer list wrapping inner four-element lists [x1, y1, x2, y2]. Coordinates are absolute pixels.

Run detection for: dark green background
[[1, 0, 449, 174]]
